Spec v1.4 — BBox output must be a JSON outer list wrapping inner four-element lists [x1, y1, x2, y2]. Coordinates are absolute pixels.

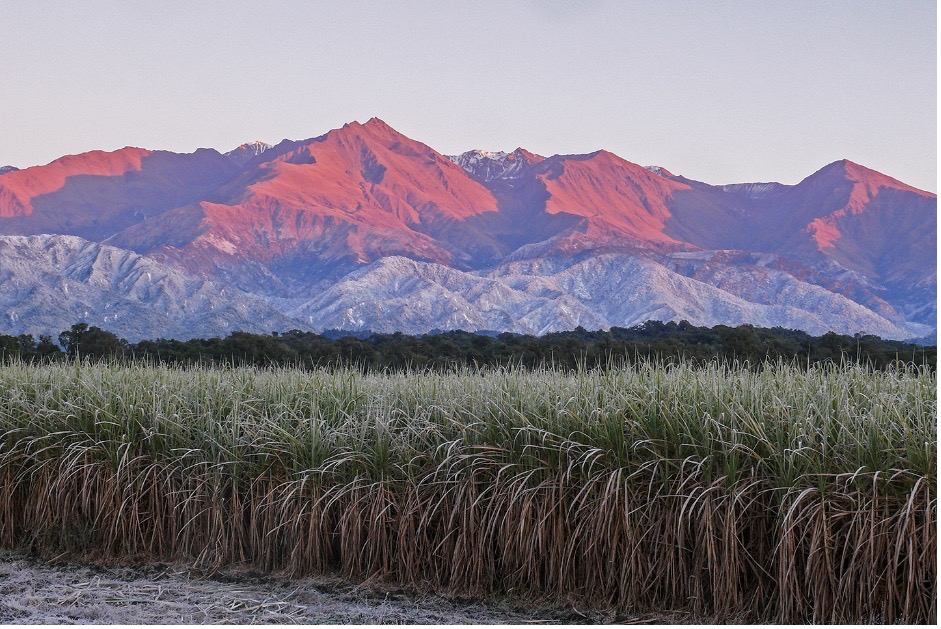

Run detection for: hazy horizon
[[1, 0, 936, 191]]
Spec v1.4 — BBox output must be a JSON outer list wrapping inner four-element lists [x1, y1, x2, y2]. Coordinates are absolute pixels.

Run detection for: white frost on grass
[[0, 553, 617, 624]]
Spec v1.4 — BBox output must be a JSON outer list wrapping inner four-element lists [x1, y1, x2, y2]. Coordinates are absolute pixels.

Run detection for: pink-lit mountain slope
[[652, 159, 937, 326], [105, 119, 508, 289], [0, 147, 239, 240], [0, 119, 934, 339]]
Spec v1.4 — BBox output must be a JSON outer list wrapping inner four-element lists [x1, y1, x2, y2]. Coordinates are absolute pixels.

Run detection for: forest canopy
[[1, 321, 934, 371]]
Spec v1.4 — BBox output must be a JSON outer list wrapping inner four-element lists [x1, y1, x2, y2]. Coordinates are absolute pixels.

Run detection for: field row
[[0, 361, 935, 622]]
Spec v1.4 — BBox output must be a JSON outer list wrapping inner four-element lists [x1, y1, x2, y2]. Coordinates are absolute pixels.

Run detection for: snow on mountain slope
[[224, 141, 273, 167], [490, 254, 917, 339], [660, 251, 932, 338], [719, 182, 786, 198], [0, 120, 934, 341], [289, 256, 604, 334], [448, 148, 543, 182], [0, 235, 301, 340], [644, 165, 675, 178], [662, 160, 936, 328], [288, 252, 917, 339]]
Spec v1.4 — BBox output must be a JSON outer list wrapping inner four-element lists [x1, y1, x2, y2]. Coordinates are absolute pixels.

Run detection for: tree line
[[0, 321, 934, 371]]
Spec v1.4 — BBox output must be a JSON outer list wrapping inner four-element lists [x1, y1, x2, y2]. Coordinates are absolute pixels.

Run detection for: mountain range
[[0, 118, 935, 341]]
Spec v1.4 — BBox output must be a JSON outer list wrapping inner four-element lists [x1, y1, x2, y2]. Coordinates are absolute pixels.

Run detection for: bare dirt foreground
[[0, 552, 688, 624]]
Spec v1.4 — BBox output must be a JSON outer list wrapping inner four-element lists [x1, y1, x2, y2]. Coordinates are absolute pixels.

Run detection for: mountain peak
[[224, 141, 272, 167], [231, 140, 270, 151], [807, 159, 935, 199], [579, 149, 650, 172], [364, 116, 392, 128], [330, 118, 415, 147], [341, 117, 396, 133], [0, 121, 934, 343], [511, 147, 544, 163], [814, 158, 867, 179], [448, 148, 541, 182]]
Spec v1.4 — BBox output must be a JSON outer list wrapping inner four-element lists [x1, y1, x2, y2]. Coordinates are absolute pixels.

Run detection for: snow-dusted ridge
[[0, 119, 933, 342], [644, 165, 675, 178], [224, 141, 273, 167], [447, 150, 509, 163], [1, 235, 927, 341], [720, 182, 786, 198], [0, 234, 301, 341], [448, 149, 528, 181], [286, 253, 925, 340]]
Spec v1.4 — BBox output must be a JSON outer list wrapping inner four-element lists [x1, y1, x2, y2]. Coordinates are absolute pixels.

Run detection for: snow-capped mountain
[[224, 141, 273, 168], [0, 119, 935, 340], [447, 148, 541, 182], [0, 166, 17, 176]]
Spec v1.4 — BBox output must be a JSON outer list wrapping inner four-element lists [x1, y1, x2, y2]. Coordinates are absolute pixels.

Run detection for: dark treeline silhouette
[[1, 321, 935, 371]]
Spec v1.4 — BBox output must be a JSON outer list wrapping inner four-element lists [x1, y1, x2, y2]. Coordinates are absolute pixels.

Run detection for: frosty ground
[[0, 552, 691, 624]]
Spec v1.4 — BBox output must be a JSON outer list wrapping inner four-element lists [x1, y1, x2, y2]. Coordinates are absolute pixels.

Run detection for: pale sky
[[0, 0, 936, 191]]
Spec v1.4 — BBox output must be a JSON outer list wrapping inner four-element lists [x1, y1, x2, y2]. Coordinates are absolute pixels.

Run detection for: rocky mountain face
[[289, 254, 916, 339], [0, 235, 298, 340], [446, 149, 541, 182], [0, 119, 935, 341], [224, 141, 273, 167]]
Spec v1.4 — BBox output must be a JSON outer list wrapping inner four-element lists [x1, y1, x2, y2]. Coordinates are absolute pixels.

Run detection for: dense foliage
[[0, 321, 935, 370], [0, 361, 934, 622]]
